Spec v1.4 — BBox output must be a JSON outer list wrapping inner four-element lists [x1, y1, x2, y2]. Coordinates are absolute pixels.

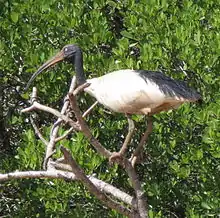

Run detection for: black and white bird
[[26, 44, 201, 162]]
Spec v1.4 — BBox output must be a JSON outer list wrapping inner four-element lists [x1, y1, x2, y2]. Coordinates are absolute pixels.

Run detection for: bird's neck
[[73, 51, 87, 85]]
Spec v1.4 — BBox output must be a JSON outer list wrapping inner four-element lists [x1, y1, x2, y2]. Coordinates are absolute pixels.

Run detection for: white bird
[[26, 44, 201, 162]]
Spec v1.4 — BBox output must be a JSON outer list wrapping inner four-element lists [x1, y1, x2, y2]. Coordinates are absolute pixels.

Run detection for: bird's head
[[25, 44, 82, 90], [62, 44, 82, 61]]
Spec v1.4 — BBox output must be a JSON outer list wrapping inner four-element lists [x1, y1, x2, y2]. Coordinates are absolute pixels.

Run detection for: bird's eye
[[64, 47, 68, 53]]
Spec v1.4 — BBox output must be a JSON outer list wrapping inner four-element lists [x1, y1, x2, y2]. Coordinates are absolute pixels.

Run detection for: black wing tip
[[196, 93, 203, 103], [197, 98, 203, 104], [192, 91, 202, 103]]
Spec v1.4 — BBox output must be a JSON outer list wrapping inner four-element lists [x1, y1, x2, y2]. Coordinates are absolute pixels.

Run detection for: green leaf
[[11, 12, 19, 23], [148, 210, 154, 218], [201, 202, 212, 210], [195, 149, 203, 160], [120, 30, 135, 40]]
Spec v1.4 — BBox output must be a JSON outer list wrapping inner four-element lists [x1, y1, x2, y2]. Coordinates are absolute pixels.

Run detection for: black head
[[62, 44, 82, 61], [25, 44, 82, 90]]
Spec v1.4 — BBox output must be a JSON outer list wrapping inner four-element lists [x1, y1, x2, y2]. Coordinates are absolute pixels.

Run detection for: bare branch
[[0, 169, 134, 207], [124, 160, 148, 218], [0, 170, 76, 181], [29, 115, 48, 146], [51, 160, 72, 171], [55, 127, 74, 142], [68, 92, 111, 158], [21, 87, 38, 113], [82, 101, 98, 118], [72, 82, 90, 95], [42, 76, 78, 169], [21, 105, 36, 113], [89, 176, 134, 208], [69, 90, 147, 217], [21, 77, 78, 169], [23, 101, 80, 129], [30, 86, 38, 103], [50, 161, 134, 206], [60, 146, 131, 217], [51, 119, 63, 134]]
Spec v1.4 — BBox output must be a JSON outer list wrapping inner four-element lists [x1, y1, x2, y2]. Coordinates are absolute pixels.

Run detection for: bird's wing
[[138, 70, 201, 102]]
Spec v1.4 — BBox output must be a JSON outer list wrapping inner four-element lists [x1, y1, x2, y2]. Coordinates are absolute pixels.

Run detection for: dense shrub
[[1, 0, 219, 217]]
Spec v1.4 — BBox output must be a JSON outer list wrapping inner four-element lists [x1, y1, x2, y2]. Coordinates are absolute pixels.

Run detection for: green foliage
[[1, 0, 220, 217]]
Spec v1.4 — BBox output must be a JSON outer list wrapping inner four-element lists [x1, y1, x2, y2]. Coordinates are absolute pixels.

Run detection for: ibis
[[26, 44, 201, 163]]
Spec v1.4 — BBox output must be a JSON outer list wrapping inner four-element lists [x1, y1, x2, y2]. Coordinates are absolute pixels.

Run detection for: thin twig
[[22, 101, 80, 130], [73, 82, 91, 95], [31, 87, 38, 104], [29, 115, 49, 146], [60, 146, 131, 217], [50, 119, 63, 135], [55, 127, 74, 142], [21, 77, 78, 169], [82, 101, 98, 118]]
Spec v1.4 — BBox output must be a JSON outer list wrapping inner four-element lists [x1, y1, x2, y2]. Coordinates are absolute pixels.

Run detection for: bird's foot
[[109, 152, 124, 165]]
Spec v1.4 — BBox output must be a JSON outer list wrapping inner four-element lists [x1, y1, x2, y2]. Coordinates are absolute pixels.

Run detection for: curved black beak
[[25, 50, 64, 91]]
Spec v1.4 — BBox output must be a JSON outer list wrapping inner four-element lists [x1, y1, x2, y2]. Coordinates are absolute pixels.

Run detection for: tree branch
[[72, 82, 90, 95], [55, 127, 74, 142], [124, 160, 148, 218], [29, 115, 49, 146], [60, 146, 131, 217], [0, 169, 134, 207], [82, 101, 98, 118], [0, 170, 76, 181], [68, 92, 111, 158], [21, 77, 79, 169], [55, 100, 98, 142], [50, 160, 134, 206], [68, 92, 148, 217], [22, 101, 79, 129]]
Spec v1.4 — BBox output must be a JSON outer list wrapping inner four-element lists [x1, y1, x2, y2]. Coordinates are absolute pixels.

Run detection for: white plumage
[[85, 69, 199, 115], [85, 69, 166, 114]]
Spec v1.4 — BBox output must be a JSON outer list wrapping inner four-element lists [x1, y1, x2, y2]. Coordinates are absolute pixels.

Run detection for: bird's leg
[[109, 115, 135, 164], [130, 116, 153, 167]]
